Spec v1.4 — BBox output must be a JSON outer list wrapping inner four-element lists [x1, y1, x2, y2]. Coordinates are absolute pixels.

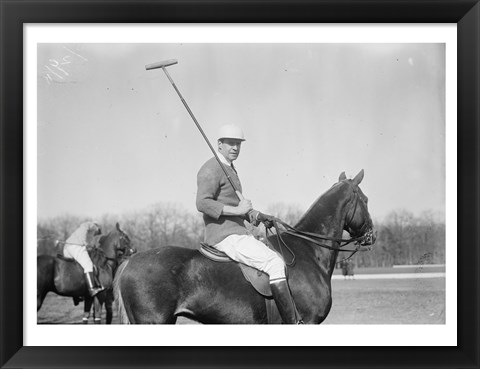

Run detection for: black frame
[[1, 1, 478, 368]]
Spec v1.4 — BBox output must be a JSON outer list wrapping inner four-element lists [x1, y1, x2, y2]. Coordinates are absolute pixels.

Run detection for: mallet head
[[145, 59, 178, 70]]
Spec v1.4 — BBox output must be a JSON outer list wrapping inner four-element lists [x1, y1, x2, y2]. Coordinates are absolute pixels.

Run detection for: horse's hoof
[[94, 318, 102, 324], [82, 318, 89, 324]]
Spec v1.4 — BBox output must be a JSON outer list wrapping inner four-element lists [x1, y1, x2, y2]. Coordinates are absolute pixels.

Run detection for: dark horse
[[37, 222, 135, 324], [114, 170, 376, 324]]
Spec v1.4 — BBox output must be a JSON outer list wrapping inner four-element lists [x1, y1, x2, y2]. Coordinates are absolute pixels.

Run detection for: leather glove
[[256, 212, 276, 229]]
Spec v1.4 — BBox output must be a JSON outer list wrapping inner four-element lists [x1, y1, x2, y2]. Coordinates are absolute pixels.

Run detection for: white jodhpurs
[[63, 244, 94, 273], [214, 234, 286, 281]]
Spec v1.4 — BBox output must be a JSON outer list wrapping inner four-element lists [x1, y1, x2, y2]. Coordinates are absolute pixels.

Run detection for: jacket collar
[[217, 152, 234, 167]]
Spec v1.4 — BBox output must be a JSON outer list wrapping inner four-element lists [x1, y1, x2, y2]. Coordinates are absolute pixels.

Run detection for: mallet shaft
[[146, 60, 243, 199]]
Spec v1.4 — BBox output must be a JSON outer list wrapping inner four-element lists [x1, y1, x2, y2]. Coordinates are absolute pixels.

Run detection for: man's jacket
[[196, 157, 258, 245]]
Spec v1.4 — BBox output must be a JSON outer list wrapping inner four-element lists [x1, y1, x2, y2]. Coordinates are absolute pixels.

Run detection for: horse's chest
[[292, 270, 332, 323]]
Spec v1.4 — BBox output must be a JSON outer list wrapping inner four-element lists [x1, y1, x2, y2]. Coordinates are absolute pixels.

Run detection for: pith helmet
[[218, 124, 245, 141]]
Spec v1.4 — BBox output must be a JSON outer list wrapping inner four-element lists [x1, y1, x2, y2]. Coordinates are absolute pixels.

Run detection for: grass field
[[332, 265, 445, 275], [323, 277, 445, 324], [37, 271, 445, 325]]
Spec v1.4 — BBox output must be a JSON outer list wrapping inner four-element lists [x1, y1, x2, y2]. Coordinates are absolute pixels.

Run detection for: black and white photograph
[[35, 41, 447, 326], [18, 23, 459, 349]]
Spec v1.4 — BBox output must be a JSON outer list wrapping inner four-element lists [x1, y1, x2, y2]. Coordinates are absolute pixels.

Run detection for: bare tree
[[37, 214, 84, 255], [37, 204, 445, 267]]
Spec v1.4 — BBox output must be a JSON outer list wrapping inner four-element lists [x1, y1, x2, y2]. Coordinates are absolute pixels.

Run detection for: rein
[[265, 191, 373, 266]]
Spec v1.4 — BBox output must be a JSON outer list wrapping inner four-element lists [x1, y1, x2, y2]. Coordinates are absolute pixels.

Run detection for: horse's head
[[338, 170, 376, 247], [113, 222, 137, 258]]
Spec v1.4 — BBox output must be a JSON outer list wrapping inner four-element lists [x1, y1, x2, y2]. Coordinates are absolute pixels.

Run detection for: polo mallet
[[145, 59, 244, 201]]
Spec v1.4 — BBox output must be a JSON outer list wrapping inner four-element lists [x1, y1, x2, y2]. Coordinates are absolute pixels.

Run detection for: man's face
[[218, 138, 242, 163]]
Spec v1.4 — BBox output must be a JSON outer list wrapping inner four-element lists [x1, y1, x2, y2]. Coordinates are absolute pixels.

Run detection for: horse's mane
[[294, 181, 350, 231], [93, 234, 108, 247], [88, 247, 109, 268]]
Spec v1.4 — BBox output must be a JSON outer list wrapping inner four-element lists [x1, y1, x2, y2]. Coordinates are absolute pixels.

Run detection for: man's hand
[[257, 212, 276, 229], [237, 198, 253, 215]]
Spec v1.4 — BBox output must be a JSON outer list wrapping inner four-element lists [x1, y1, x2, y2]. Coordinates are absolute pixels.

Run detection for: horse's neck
[[89, 248, 106, 266], [99, 232, 116, 259], [295, 184, 350, 274]]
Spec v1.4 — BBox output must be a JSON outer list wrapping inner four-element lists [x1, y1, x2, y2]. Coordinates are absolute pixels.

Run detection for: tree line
[[37, 202, 445, 267]]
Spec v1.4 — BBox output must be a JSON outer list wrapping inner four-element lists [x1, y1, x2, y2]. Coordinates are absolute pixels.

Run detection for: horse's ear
[[116, 222, 120, 230], [352, 169, 365, 185], [339, 172, 347, 182]]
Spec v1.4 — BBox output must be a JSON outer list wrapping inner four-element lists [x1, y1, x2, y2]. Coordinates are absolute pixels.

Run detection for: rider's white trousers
[[63, 245, 93, 273], [214, 234, 286, 281]]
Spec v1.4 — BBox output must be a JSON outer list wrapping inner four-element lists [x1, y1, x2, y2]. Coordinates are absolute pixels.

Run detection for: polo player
[[63, 221, 105, 296], [196, 124, 303, 324]]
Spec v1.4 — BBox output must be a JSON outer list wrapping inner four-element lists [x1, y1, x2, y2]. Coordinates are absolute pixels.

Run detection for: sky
[[37, 43, 446, 222]]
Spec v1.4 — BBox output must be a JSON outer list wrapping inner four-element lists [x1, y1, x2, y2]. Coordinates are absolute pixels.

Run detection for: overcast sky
[[37, 43, 445, 222]]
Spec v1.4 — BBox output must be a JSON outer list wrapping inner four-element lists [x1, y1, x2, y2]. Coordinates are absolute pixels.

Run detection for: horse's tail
[[113, 259, 131, 324]]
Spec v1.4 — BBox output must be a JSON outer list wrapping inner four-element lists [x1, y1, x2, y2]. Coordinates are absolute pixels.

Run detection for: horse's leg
[[37, 289, 49, 311], [105, 290, 113, 324], [83, 297, 93, 324], [36, 255, 55, 312], [120, 275, 177, 324], [118, 254, 179, 324]]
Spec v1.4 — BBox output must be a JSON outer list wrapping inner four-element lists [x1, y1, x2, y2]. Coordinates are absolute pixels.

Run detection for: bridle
[[344, 189, 375, 243], [114, 231, 134, 258], [98, 231, 135, 266], [266, 187, 374, 266]]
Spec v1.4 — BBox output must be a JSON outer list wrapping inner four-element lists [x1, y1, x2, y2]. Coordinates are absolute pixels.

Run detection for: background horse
[[114, 170, 376, 324], [80, 228, 137, 324], [37, 222, 135, 324]]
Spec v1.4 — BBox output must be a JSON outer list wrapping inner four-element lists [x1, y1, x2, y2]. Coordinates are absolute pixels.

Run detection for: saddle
[[199, 243, 285, 323], [199, 243, 272, 297], [56, 250, 102, 280]]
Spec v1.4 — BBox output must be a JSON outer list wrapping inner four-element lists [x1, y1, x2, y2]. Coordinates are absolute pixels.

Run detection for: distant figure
[[63, 221, 105, 296], [340, 259, 355, 280]]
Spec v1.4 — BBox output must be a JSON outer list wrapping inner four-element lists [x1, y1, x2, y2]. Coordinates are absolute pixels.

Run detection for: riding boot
[[270, 280, 304, 324], [84, 272, 104, 297]]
